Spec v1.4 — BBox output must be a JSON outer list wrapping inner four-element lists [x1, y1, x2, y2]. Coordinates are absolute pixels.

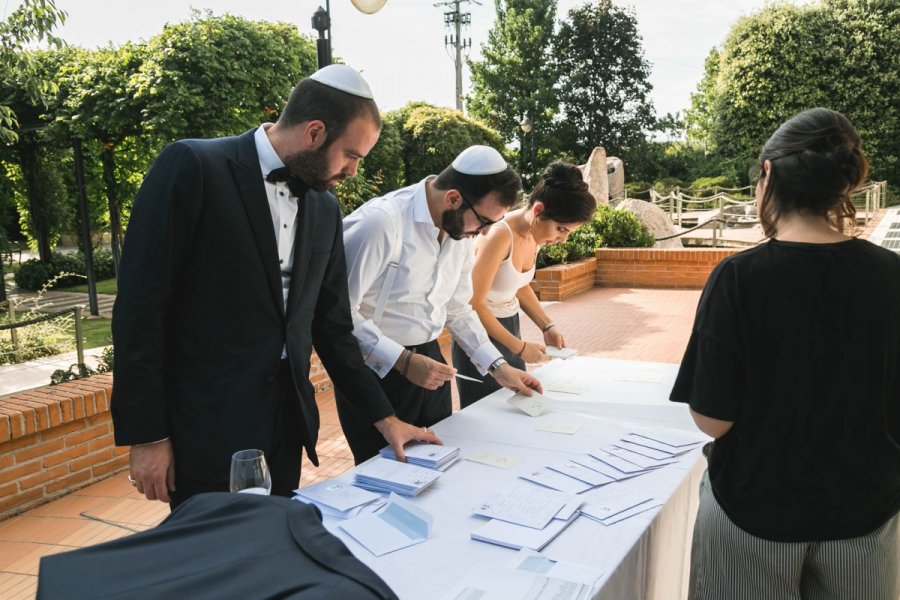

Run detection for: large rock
[[607, 157, 625, 201], [579, 147, 609, 205], [617, 198, 683, 248]]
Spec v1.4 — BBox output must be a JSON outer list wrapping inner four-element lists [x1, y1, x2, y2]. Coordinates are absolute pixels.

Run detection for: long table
[[326, 357, 707, 600]]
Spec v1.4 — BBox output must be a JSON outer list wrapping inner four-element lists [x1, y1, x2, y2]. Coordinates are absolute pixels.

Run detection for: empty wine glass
[[229, 449, 272, 495]]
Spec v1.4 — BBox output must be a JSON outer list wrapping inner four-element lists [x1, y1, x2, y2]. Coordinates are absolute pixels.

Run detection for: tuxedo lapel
[[286, 190, 319, 314], [229, 130, 284, 316]]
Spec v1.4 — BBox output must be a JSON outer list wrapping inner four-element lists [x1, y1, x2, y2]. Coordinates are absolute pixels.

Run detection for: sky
[[7, 0, 810, 119]]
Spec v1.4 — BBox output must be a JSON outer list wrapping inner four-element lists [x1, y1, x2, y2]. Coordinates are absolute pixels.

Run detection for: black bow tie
[[266, 167, 309, 198]]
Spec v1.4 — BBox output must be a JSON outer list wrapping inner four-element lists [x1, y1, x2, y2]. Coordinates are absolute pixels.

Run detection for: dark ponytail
[[756, 108, 868, 237], [529, 161, 597, 224]]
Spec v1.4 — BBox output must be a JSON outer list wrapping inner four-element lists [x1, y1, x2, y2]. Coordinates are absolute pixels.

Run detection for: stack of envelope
[[470, 485, 583, 551], [292, 481, 384, 519], [379, 442, 461, 471], [353, 457, 441, 496]]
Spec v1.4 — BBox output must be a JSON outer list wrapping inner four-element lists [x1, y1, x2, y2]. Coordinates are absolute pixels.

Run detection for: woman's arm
[[690, 408, 734, 438], [517, 283, 564, 347]]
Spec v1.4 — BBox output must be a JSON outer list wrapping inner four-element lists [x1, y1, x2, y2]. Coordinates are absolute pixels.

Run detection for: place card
[[508, 392, 553, 417], [536, 422, 582, 435], [466, 452, 521, 469]]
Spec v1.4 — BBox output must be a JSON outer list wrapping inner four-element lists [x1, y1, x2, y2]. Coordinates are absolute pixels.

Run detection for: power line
[[435, 0, 478, 111]]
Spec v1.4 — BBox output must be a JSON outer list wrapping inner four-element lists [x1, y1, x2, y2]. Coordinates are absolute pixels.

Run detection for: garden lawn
[[59, 278, 117, 295]]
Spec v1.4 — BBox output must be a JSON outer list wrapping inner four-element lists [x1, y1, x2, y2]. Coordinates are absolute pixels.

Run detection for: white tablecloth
[[326, 357, 706, 600]]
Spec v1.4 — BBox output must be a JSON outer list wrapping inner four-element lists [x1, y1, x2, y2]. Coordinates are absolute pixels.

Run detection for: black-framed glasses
[[457, 189, 498, 231]]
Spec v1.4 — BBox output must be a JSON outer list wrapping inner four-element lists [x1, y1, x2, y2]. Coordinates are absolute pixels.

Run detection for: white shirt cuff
[[469, 342, 504, 376], [366, 335, 407, 379]]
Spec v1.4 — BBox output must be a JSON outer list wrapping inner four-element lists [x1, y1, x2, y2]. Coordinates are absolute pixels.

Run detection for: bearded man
[[112, 65, 439, 509], [338, 145, 543, 464]]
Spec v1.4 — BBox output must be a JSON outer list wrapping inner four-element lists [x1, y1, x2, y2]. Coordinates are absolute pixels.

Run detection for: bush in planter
[[536, 204, 654, 268], [14, 249, 116, 290]]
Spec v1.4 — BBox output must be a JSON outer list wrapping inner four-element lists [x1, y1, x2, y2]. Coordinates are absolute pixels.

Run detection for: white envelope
[[339, 493, 433, 556]]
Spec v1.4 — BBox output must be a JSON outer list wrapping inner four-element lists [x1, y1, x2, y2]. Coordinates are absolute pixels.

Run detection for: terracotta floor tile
[[71, 476, 137, 499], [0, 542, 39, 571], [2, 543, 67, 576], [24, 495, 114, 519], [0, 572, 37, 600], [84, 498, 169, 529], [0, 517, 93, 545]]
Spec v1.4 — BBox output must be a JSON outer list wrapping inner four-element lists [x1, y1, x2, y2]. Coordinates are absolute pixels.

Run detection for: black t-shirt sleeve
[[670, 261, 744, 421]]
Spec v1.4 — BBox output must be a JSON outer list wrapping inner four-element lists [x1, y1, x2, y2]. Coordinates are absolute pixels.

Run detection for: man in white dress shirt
[[338, 145, 543, 463]]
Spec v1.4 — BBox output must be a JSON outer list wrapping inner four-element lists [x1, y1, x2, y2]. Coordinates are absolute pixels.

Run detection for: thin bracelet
[[516, 340, 527, 357], [541, 321, 555, 332]]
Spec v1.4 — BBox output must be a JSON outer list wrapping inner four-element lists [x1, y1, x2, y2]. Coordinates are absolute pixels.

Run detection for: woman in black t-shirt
[[671, 108, 900, 599]]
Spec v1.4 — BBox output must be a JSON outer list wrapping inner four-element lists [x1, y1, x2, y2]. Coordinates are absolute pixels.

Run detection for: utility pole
[[437, 0, 474, 111]]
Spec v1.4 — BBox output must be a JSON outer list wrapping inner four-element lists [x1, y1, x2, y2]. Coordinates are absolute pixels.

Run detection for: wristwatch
[[487, 357, 507, 375]]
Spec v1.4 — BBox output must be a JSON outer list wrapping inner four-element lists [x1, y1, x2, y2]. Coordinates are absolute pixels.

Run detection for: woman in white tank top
[[453, 162, 596, 407]]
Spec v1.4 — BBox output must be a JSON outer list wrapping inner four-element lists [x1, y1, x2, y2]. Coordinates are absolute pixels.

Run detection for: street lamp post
[[312, 0, 387, 70], [311, 4, 332, 70], [519, 116, 535, 175]]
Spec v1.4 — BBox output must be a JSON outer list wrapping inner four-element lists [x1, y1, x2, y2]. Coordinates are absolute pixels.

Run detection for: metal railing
[[646, 181, 888, 247], [0, 302, 85, 365]]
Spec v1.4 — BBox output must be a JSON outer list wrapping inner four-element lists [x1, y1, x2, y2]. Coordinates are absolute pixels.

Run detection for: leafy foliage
[[554, 0, 655, 161], [391, 103, 503, 184], [0, 0, 67, 143], [132, 12, 317, 141], [536, 204, 654, 267], [685, 0, 900, 186], [468, 0, 560, 177], [14, 249, 116, 290]]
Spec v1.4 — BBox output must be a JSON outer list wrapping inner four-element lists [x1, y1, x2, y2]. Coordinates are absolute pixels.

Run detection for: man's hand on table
[[129, 439, 175, 503], [375, 415, 443, 463], [493, 364, 543, 396]]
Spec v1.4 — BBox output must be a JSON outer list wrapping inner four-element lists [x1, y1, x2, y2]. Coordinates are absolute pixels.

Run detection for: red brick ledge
[[531, 257, 597, 301], [595, 247, 741, 289], [0, 373, 129, 519]]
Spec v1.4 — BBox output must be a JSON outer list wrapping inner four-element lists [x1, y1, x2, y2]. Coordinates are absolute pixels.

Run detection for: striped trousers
[[690, 471, 900, 600]]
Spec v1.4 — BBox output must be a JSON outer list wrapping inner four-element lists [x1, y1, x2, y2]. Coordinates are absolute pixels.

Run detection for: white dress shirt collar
[[254, 123, 285, 178]]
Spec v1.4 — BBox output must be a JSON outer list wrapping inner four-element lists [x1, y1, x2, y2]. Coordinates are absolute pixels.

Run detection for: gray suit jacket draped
[[37, 492, 398, 599], [111, 128, 393, 483]]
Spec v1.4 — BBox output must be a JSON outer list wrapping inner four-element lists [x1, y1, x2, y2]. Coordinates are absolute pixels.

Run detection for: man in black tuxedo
[[112, 65, 439, 508]]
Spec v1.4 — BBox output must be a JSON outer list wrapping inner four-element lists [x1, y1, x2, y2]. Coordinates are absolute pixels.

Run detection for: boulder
[[607, 157, 625, 201], [579, 147, 609, 205], [617, 198, 683, 248]]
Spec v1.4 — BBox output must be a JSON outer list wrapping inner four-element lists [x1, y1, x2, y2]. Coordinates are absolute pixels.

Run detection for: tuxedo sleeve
[[311, 202, 395, 425], [111, 142, 203, 445]]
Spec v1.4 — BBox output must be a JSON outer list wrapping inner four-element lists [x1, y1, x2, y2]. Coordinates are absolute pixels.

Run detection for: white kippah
[[451, 145, 508, 175], [309, 64, 374, 99]]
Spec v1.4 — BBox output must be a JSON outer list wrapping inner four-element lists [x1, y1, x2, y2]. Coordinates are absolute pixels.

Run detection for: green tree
[[132, 12, 317, 142], [686, 0, 900, 186], [554, 0, 655, 162], [0, 0, 66, 143], [389, 102, 504, 185], [467, 0, 559, 177]]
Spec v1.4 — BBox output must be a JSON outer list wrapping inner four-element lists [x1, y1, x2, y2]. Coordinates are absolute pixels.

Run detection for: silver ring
[[422, 427, 429, 433], [127, 475, 136, 485]]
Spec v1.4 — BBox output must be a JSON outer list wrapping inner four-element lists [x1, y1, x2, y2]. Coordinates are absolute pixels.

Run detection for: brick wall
[[0, 373, 129, 519], [594, 248, 741, 289], [531, 257, 597, 301]]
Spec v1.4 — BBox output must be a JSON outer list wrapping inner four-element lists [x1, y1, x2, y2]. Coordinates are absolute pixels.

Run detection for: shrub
[[536, 204, 654, 267], [14, 249, 115, 290], [691, 175, 740, 191]]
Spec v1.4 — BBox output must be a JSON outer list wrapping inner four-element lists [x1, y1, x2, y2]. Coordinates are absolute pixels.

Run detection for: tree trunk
[[100, 144, 122, 275], [16, 137, 52, 262]]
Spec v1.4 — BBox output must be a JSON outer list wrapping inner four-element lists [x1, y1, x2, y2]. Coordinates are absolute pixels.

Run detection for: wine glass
[[229, 449, 272, 495]]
